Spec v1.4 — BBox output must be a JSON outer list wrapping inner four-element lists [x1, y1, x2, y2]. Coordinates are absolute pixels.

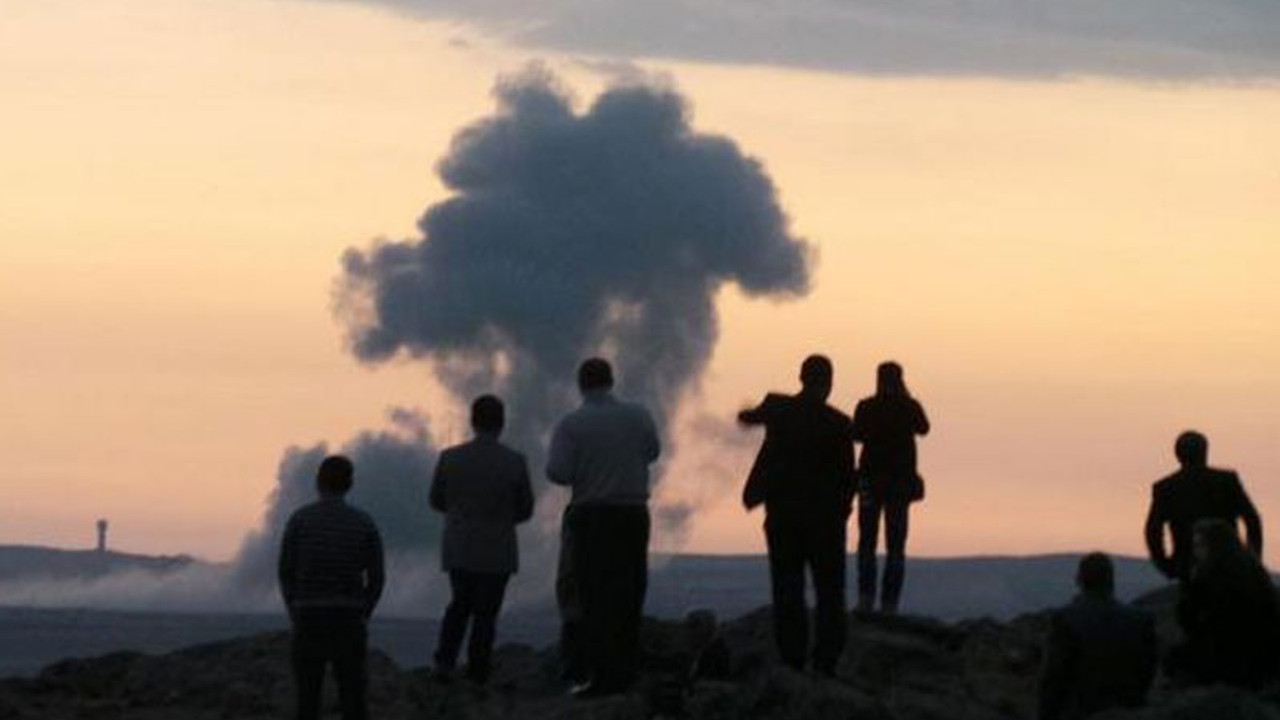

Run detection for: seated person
[[1039, 553, 1156, 720]]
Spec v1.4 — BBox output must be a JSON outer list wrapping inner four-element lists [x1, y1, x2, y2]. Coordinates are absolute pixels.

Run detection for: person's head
[[876, 361, 907, 397], [1174, 431, 1209, 468], [1076, 552, 1115, 597], [798, 354, 833, 401], [471, 394, 505, 437], [316, 455, 354, 498], [577, 357, 614, 394]]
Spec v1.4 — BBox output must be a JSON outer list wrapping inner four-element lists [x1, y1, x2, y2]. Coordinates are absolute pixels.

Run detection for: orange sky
[[2, 0, 1278, 565]]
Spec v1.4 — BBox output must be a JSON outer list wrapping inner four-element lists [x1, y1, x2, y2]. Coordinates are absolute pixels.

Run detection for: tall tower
[[96, 519, 108, 553]]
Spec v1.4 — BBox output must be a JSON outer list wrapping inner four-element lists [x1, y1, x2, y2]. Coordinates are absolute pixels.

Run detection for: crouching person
[[430, 394, 535, 684], [279, 455, 386, 720]]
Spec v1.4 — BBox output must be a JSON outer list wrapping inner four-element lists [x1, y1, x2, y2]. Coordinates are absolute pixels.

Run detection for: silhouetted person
[[738, 355, 855, 675], [852, 361, 929, 614], [1144, 430, 1262, 583], [429, 395, 534, 684], [1038, 553, 1156, 720], [1169, 519, 1280, 689], [279, 455, 385, 720], [547, 358, 661, 696]]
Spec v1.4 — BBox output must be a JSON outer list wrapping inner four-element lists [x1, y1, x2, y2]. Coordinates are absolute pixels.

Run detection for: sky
[[2, 0, 1279, 569]]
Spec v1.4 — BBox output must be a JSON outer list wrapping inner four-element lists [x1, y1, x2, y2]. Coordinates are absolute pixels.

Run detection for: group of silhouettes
[[276, 355, 1278, 720]]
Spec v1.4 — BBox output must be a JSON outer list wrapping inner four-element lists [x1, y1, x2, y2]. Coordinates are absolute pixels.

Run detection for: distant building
[[96, 519, 108, 553]]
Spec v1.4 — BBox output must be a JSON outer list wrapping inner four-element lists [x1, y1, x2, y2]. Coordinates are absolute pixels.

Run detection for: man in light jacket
[[548, 358, 661, 697], [430, 394, 534, 684]]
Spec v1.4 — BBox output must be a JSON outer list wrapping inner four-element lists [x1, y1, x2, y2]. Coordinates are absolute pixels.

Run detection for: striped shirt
[[278, 497, 385, 614]]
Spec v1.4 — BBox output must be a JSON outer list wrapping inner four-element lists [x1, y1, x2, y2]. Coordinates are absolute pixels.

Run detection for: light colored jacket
[[546, 391, 661, 506]]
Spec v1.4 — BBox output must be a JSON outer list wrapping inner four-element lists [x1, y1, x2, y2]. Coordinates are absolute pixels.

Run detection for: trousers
[[568, 504, 650, 690], [857, 492, 910, 610], [764, 514, 847, 672], [434, 570, 510, 681], [290, 607, 368, 720]]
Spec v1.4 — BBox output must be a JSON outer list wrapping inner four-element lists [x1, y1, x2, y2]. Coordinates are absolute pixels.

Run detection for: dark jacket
[[1038, 595, 1156, 720], [740, 393, 856, 524], [278, 497, 385, 617], [430, 435, 534, 575], [1144, 466, 1263, 581], [851, 394, 929, 478]]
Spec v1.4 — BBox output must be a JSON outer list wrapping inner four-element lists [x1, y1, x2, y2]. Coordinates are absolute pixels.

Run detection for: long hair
[[876, 361, 908, 398]]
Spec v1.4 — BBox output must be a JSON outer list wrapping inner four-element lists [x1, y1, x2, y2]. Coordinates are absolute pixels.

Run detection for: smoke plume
[[236, 66, 812, 599]]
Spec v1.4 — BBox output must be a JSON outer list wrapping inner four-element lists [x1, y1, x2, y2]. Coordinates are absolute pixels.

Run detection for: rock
[[4, 599, 1280, 719]]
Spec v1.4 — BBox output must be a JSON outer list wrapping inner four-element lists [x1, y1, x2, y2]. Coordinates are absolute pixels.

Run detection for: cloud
[[319, 0, 1280, 80]]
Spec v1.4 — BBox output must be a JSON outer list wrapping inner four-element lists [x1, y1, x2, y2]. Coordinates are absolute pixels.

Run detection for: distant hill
[[646, 552, 1169, 622], [0, 545, 196, 582]]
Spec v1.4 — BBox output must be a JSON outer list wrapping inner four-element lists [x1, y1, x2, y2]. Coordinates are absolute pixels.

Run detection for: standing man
[[279, 455, 385, 720], [738, 354, 856, 675], [1144, 430, 1263, 582], [1038, 553, 1157, 720], [429, 394, 534, 684], [852, 361, 930, 615], [547, 358, 661, 697]]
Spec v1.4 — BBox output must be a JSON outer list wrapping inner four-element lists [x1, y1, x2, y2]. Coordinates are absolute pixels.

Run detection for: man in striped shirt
[[278, 455, 385, 720]]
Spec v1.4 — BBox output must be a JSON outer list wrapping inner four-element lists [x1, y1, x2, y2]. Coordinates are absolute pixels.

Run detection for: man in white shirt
[[547, 358, 661, 696]]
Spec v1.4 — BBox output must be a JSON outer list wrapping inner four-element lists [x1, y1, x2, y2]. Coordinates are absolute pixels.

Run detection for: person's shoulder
[[1206, 466, 1242, 484], [617, 397, 657, 422], [821, 403, 852, 425], [1152, 470, 1184, 494], [341, 502, 379, 529], [495, 441, 528, 464], [286, 500, 322, 523]]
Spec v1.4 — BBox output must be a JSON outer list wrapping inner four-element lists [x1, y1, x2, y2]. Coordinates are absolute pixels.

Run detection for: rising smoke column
[[237, 66, 812, 597], [339, 66, 811, 456]]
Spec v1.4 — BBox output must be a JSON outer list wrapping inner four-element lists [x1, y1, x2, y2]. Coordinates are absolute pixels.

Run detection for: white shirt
[[546, 390, 661, 506]]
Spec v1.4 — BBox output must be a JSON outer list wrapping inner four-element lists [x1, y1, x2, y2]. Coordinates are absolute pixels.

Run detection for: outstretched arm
[[738, 394, 778, 427]]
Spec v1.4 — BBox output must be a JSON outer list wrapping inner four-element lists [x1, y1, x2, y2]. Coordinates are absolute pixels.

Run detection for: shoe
[[568, 680, 594, 697]]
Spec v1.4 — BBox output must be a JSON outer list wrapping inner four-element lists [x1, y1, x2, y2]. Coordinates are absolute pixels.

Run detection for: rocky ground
[[1, 595, 1277, 719]]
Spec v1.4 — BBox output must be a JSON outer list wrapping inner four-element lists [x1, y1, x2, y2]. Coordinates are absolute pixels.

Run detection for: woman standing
[[852, 361, 930, 615]]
